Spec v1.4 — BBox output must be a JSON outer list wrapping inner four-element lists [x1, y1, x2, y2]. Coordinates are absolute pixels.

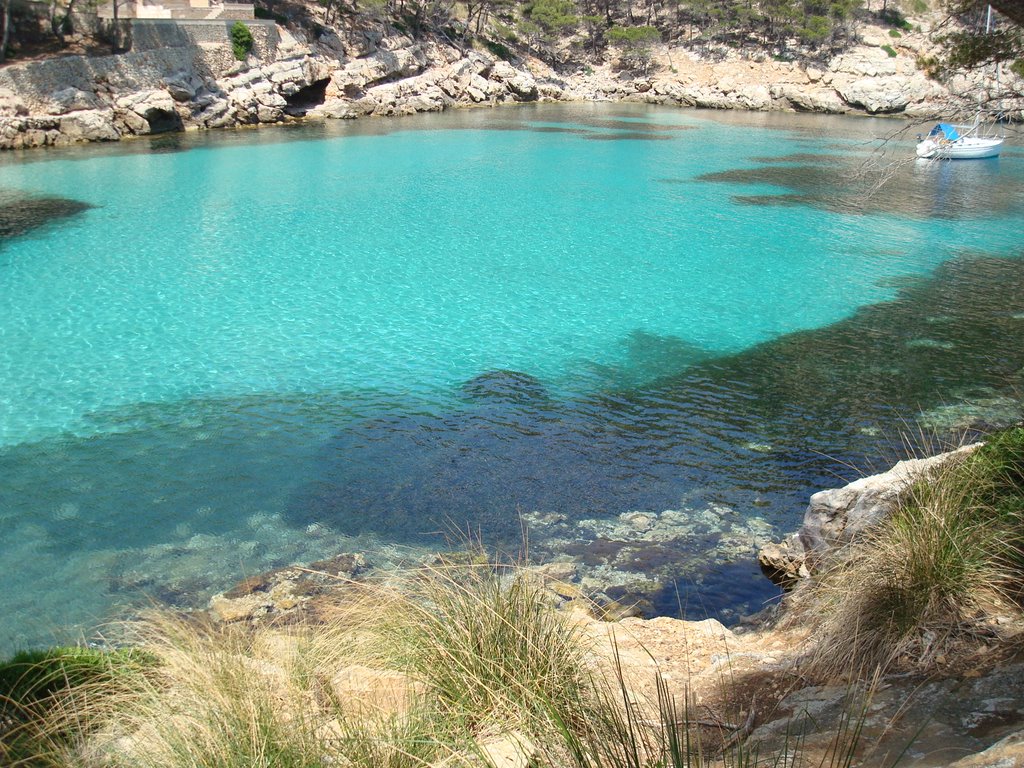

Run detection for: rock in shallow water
[[0, 193, 93, 240]]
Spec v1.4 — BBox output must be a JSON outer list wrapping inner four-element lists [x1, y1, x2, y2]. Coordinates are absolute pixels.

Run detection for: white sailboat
[[915, 120, 1004, 160], [915, 4, 1006, 161]]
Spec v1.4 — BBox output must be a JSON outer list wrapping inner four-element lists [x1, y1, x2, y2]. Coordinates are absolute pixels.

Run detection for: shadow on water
[[2, 255, 1023, 633], [286, 252, 1024, 564]]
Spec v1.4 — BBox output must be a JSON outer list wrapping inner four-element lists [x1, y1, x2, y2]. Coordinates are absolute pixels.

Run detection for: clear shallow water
[[1, 104, 1023, 651]]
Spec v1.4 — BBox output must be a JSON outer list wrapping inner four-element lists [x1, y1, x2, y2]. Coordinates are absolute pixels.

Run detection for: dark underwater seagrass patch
[[0, 192, 93, 240], [696, 158, 1024, 219]]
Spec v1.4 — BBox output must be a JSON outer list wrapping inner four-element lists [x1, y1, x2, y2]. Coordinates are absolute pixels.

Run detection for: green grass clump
[[380, 560, 598, 733], [8, 557, 889, 767], [808, 427, 1024, 678], [881, 44, 898, 57], [0, 645, 154, 766]]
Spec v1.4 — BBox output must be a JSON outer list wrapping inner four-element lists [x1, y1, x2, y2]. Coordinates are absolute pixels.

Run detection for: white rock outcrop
[[798, 443, 981, 558], [1, 17, 1021, 150]]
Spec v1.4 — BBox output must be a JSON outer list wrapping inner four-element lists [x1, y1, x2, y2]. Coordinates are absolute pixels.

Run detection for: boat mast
[[982, 4, 1004, 134]]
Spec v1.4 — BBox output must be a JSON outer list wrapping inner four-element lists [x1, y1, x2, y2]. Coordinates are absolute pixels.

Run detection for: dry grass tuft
[[806, 426, 1024, 678], [1, 554, 899, 767]]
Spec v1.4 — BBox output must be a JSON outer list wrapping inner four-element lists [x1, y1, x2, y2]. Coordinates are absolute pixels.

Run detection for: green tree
[[932, 1, 1023, 100], [761, 0, 800, 45], [581, 12, 607, 51], [465, 0, 514, 36], [607, 23, 660, 70], [524, 0, 578, 36], [231, 20, 254, 60], [798, 13, 831, 45]]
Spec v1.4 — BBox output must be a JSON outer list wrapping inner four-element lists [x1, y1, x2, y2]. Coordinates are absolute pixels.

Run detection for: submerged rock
[[459, 369, 550, 406], [0, 193, 93, 240], [208, 552, 369, 624]]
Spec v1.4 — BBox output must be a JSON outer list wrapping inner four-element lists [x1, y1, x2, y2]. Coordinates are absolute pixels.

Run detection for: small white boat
[[916, 121, 1003, 160]]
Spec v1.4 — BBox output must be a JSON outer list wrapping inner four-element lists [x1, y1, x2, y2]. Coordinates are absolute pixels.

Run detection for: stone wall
[[0, 20, 278, 111], [130, 19, 276, 58]]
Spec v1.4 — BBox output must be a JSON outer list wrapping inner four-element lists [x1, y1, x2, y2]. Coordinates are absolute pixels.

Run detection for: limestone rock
[[209, 552, 368, 623], [49, 87, 103, 115], [163, 73, 197, 103], [116, 89, 176, 116], [256, 105, 283, 123], [195, 98, 233, 128], [330, 665, 419, 717], [798, 444, 981, 561], [59, 110, 120, 142], [478, 732, 536, 768], [380, 34, 414, 51], [757, 535, 807, 587], [829, 47, 900, 79], [316, 30, 347, 59], [506, 72, 539, 101], [835, 76, 914, 114], [335, 46, 428, 90], [0, 88, 28, 117], [776, 84, 847, 113], [113, 108, 150, 135], [209, 593, 273, 623], [310, 98, 356, 119], [947, 730, 1024, 767]]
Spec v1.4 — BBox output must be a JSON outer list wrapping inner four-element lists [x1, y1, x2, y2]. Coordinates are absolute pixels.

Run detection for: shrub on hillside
[[230, 21, 254, 61], [607, 25, 661, 73]]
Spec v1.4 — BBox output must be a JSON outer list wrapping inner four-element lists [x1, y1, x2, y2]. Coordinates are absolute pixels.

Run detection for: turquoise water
[[1, 104, 1023, 651]]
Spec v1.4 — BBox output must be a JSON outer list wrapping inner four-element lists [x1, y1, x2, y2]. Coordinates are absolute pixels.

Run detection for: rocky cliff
[[0, 11, 1018, 150]]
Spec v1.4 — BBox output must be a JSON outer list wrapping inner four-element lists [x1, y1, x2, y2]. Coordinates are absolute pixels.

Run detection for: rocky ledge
[[757, 442, 981, 586], [188, 435, 1024, 767], [1, 14, 1020, 151]]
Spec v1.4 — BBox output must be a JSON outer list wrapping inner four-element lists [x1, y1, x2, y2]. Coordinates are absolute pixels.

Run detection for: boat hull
[[916, 136, 1003, 160]]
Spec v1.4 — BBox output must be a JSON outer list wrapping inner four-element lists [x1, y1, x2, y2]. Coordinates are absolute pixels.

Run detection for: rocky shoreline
[[1, 12, 1019, 151], [191, 441, 1024, 767]]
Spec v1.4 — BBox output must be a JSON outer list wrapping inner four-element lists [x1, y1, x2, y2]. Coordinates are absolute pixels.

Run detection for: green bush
[[230, 21, 254, 61], [1012, 59, 1024, 78], [606, 25, 661, 72], [880, 7, 912, 29], [916, 54, 941, 79], [482, 37, 515, 61], [881, 44, 898, 57], [0, 646, 153, 711], [889, 28, 902, 37]]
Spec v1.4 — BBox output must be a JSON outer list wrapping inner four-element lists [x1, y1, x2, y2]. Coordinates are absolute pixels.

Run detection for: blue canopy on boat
[[928, 123, 960, 141]]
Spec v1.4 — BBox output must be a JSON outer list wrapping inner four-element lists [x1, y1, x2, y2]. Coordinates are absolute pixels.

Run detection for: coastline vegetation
[[1, 0, 1016, 84], [804, 426, 1024, 678], [2, 427, 1022, 766], [230, 21, 255, 60], [1, 561, 876, 768]]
